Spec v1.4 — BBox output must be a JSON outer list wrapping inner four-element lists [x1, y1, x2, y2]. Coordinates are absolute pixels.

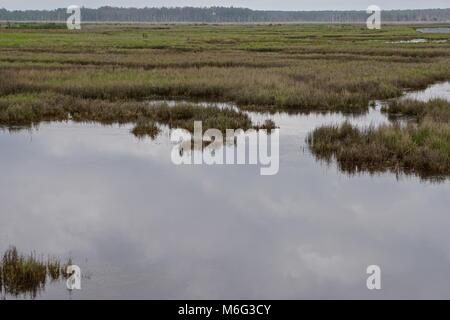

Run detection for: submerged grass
[[0, 247, 70, 299]]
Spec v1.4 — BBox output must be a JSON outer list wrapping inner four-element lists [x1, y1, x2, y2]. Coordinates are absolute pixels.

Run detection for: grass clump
[[151, 104, 253, 132], [383, 98, 450, 123], [253, 119, 278, 130], [307, 120, 450, 180], [0, 247, 66, 299], [1, 247, 47, 298], [0, 247, 72, 299], [46, 258, 62, 281], [0, 247, 73, 299], [131, 119, 161, 139]]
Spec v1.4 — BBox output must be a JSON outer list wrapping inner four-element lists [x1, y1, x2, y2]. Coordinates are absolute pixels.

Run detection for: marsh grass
[[307, 120, 450, 180], [253, 119, 277, 130], [1, 61, 447, 113], [1, 23, 449, 176], [308, 88, 450, 180], [383, 98, 450, 123], [1, 247, 46, 298], [0, 247, 71, 299], [131, 118, 161, 139], [1, 22, 66, 30], [0, 93, 255, 135], [47, 258, 62, 281], [0, 24, 448, 113]]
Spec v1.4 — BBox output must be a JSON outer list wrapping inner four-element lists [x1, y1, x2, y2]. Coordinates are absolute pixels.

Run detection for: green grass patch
[[0, 247, 71, 299], [307, 120, 450, 180]]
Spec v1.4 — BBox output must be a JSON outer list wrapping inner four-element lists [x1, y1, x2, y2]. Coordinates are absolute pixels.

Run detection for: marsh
[[1, 83, 449, 299], [0, 23, 449, 299]]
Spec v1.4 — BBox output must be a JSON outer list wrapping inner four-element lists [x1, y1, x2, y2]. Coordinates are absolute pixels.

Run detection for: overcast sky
[[1, 1, 449, 11]]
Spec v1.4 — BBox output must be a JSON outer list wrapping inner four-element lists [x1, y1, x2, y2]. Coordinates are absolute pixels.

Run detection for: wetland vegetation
[[1, 20, 450, 299], [0, 23, 449, 178], [308, 98, 450, 180], [0, 247, 70, 299]]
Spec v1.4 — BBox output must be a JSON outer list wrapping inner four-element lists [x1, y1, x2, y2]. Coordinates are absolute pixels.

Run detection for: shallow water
[[0, 84, 449, 299], [388, 39, 428, 44], [417, 28, 450, 34], [388, 38, 448, 44], [402, 81, 450, 102]]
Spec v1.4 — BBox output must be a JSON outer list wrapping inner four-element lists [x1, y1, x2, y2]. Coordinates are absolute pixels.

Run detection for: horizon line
[[1, 6, 450, 12]]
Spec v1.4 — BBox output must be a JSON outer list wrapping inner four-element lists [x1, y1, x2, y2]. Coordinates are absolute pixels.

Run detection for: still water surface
[[417, 28, 450, 34], [0, 83, 449, 299]]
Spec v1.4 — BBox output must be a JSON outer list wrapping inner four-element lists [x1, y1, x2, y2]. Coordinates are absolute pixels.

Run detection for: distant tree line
[[0, 6, 449, 23]]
